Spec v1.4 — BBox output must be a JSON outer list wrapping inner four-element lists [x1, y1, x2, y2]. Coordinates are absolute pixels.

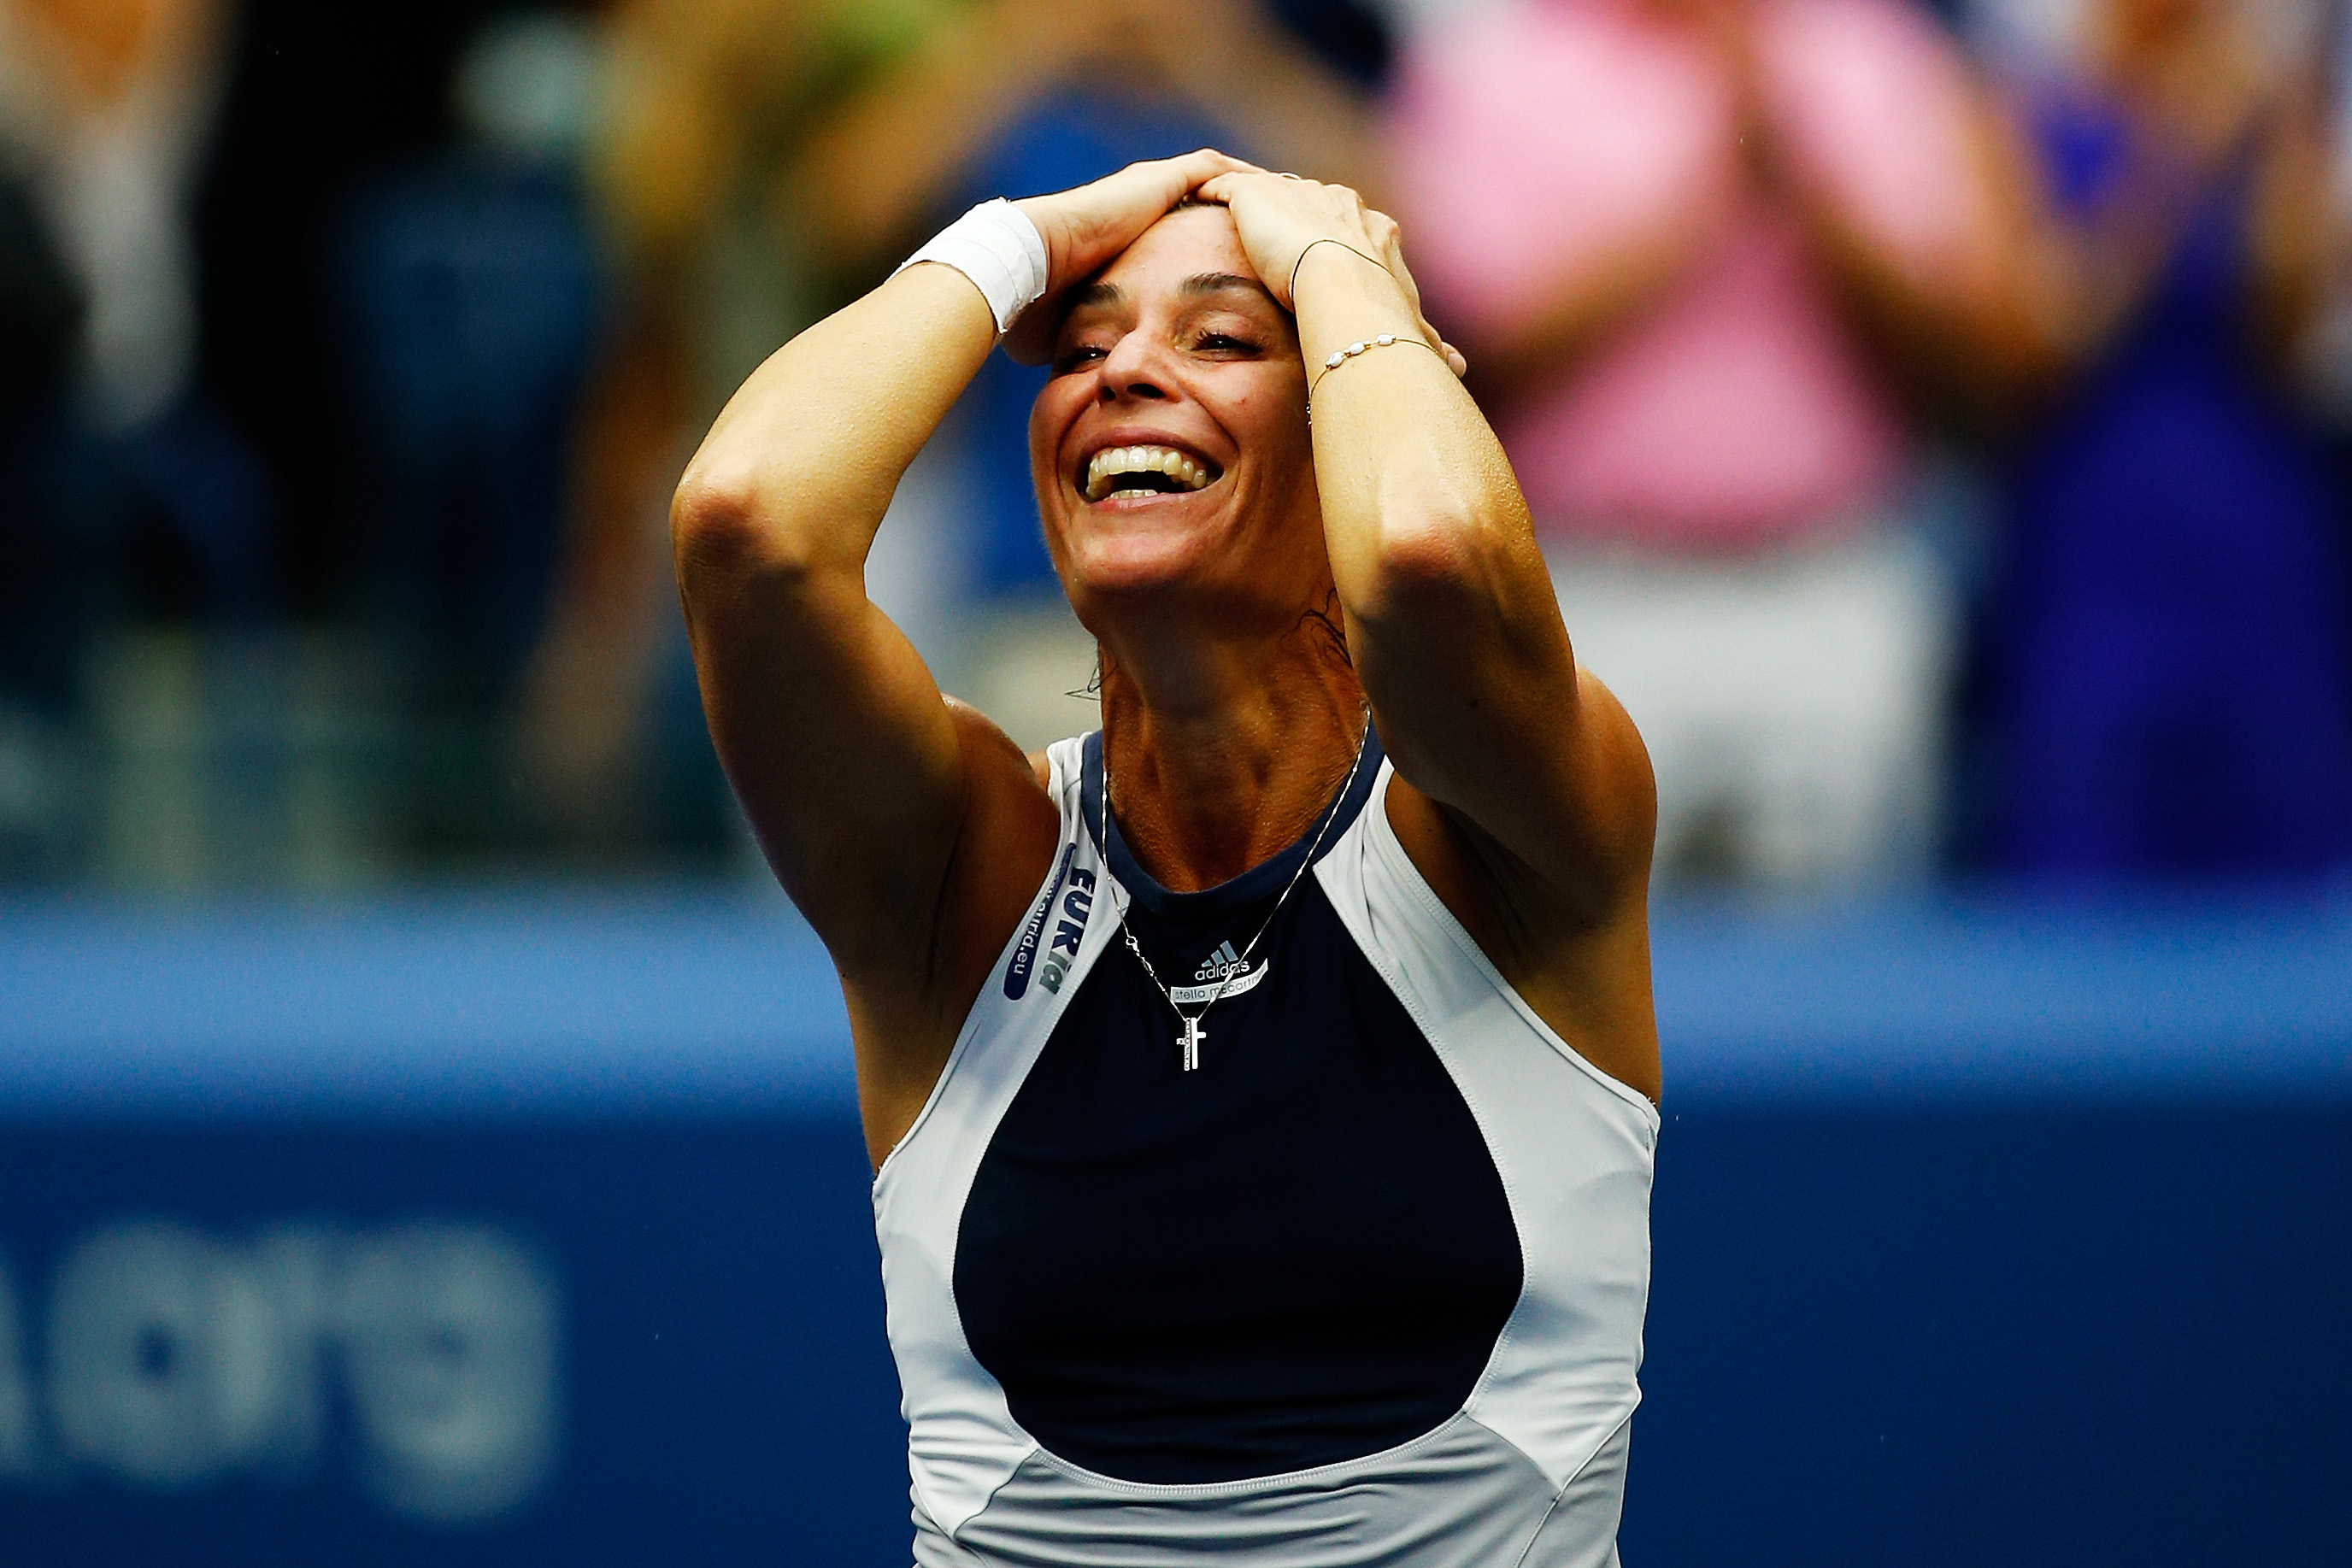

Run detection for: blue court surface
[[0, 889, 2345, 1564]]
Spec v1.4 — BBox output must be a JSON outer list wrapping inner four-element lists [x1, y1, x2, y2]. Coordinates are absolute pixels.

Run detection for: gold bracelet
[[1307, 332, 1442, 398], [1288, 237, 1387, 302]]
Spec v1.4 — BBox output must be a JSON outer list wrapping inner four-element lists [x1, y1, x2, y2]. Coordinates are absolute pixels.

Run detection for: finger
[[1101, 151, 1250, 231], [1194, 169, 1270, 206], [1101, 150, 1255, 250], [1441, 342, 1468, 378], [1170, 149, 1262, 191]]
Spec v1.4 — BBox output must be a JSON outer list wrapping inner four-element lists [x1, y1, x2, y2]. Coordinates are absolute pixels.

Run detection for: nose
[[1095, 328, 1172, 404]]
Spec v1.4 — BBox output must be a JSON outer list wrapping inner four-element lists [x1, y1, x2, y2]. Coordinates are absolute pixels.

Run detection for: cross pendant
[[1179, 1015, 1205, 1072]]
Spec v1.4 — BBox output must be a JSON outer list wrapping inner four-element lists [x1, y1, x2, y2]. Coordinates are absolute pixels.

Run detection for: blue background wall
[[1, 893, 2346, 1564]]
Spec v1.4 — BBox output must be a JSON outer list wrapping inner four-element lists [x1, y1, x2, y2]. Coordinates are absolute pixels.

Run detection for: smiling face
[[1029, 204, 1325, 643]]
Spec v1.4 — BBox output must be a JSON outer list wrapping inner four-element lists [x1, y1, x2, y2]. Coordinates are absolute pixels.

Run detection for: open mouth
[[1081, 444, 1220, 503]]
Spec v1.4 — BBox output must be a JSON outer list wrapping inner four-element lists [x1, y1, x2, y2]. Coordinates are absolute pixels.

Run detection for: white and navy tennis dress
[[873, 730, 1659, 1566]]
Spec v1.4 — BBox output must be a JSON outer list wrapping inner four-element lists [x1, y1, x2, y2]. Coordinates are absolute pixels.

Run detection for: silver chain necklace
[[1103, 709, 1373, 1072]]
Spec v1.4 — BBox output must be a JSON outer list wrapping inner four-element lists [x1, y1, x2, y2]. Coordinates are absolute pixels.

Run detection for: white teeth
[[1082, 444, 1216, 501]]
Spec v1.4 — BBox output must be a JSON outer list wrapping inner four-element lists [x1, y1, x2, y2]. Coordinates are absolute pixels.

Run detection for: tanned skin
[[673, 153, 1659, 1168]]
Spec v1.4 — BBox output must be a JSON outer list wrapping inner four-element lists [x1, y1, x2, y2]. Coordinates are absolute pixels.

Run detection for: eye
[[1053, 343, 1109, 374], [1193, 332, 1260, 356]]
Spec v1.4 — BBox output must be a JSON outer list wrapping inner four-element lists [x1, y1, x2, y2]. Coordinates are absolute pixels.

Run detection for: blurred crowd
[[3, 0, 2349, 893]]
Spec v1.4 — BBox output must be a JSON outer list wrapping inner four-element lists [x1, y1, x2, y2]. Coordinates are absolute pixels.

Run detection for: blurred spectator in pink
[[1387, 0, 2043, 888], [1970, 0, 2352, 879]]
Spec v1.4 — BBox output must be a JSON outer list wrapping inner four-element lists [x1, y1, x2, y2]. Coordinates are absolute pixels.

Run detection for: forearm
[[1294, 243, 1649, 900], [671, 260, 1002, 960], [1293, 244, 1541, 652], [689, 148, 1243, 563], [675, 263, 997, 573]]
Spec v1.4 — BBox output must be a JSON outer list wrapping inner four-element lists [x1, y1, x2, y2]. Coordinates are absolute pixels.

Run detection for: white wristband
[[893, 198, 1050, 338]]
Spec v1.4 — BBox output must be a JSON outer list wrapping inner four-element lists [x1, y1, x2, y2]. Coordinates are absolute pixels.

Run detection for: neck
[[1097, 600, 1367, 894]]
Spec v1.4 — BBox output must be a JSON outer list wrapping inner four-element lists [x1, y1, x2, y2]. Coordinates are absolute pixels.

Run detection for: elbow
[[670, 456, 825, 587], [1353, 500, 1526, 630], [1367, 519, 1473, 600], [671, 454, 760, 553]]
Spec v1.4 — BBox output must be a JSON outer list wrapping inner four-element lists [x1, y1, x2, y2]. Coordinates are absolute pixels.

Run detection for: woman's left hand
[[1197, 171, 1468, 376]]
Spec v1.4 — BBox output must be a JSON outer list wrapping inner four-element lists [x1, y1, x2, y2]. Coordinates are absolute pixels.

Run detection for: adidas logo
[[1192, 940, 1247, 984]]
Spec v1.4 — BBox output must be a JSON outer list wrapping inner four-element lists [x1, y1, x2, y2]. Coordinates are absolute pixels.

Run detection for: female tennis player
[[673, 150, 1661, 1566]]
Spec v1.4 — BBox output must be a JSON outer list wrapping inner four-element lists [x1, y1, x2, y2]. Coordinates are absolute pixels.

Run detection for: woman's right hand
[[1004, 149, 1261, 361]]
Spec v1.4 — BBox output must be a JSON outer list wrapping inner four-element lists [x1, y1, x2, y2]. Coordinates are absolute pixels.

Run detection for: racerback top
[[871, 731, 1659, 1566]]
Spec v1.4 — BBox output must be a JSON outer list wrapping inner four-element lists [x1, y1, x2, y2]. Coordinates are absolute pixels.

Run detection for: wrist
[[1287, 236, 1389, 306], [1291, 244, 1420, 364], [894, 199, 1050, 338]]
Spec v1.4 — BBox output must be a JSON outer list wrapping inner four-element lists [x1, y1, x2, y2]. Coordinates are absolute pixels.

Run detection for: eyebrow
[[1062, 273, 1279, 316], [1179, 272, 1277, 307]]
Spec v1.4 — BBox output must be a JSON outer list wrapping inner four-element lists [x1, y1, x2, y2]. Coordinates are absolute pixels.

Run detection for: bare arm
[[677, 261, 1067, 1168], [673, 151, 1252, 1154], [1205, 174, 1654, 910], [673, 261, 997, 960], [1202, 173, 1660, 1095]]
